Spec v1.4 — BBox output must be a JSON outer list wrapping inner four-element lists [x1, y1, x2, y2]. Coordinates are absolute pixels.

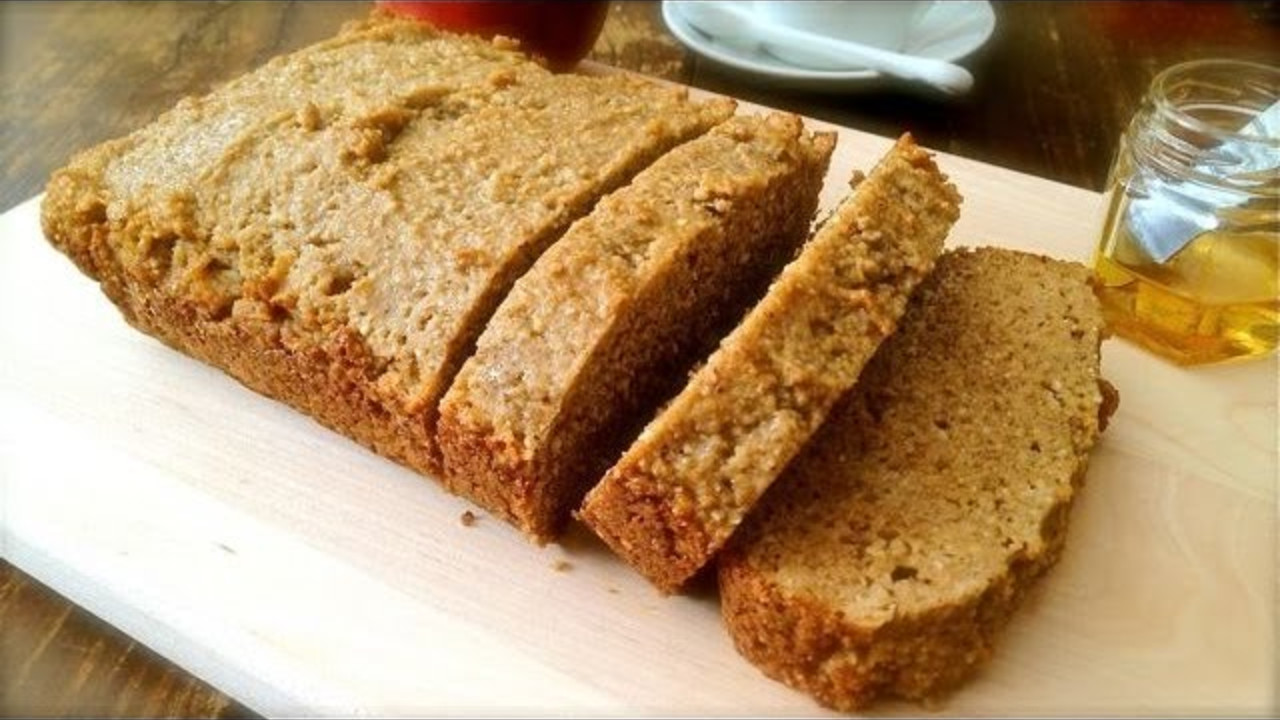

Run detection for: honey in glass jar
[[1093, 59, 1279, 365]]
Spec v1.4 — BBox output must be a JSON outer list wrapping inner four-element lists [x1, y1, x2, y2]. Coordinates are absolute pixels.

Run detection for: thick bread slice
[[438, 113, 835, 542], [718, 248, 1115, 711], [580, 135, 959, 591], [41, 16, 733, 481]]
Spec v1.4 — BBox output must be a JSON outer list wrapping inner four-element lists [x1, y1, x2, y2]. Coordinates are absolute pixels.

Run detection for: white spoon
[[674, 1, 974, 96]]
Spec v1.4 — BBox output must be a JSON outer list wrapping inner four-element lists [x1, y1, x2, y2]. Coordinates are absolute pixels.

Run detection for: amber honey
[[1094, 192, 1279, 365], [1092, 59, 1279, 366]]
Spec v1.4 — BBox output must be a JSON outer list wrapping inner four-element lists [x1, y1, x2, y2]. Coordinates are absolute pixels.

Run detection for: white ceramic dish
[[662, 0, 996, 93]]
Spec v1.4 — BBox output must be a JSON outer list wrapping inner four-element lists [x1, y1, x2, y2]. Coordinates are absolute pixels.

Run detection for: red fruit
[[377, 1, 609, 70]]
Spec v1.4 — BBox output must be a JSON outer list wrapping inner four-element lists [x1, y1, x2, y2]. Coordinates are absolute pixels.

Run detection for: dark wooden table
[[1, 2, 1276, 716]]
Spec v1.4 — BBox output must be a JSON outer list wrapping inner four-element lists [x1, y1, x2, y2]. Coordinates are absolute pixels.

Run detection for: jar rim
[[1150, 59, 1280, 148]]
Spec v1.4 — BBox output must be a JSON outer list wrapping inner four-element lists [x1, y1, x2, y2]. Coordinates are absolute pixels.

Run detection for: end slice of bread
[[438, 113, 835, 542], [580, 135, 960, 591], [718, 247, 1115, 711]]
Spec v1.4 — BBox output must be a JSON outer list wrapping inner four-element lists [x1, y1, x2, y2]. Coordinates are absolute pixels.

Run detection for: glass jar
[[1093, 59, 1279, 365]]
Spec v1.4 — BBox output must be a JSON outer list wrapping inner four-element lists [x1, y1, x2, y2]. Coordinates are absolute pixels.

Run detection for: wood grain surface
[[1, 1, 1277, 717]]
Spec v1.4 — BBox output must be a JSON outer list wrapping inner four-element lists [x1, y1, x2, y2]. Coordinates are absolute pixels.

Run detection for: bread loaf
[[718, 248, 1115, 710], [580, 135, 959, 591], [40, 16, 1119, 711], [41, 17, 733, 485]]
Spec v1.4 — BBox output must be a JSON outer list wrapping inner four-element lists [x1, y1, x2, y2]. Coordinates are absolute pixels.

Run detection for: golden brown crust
[[1098, 377, 1121, 432], [719, 463, 1092, 711], [435, 410, 540, 530], [575, 470, 715, 586], [580, 135, 960, 593], [717, 248, 1112, 710]]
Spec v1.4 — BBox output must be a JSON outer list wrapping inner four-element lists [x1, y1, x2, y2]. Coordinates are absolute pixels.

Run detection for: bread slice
[[718, 248, 1115, 710], [579, 135, 959, 591], [41, 17, 733, 483], [437, 113, 835, 542]]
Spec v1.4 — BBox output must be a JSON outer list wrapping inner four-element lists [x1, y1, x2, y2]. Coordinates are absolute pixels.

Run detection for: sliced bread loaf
[[41, 17, 733, 484], [579, 135, 959, 591], [718, 248, 1114, 710], [438, 113, 836, 542]]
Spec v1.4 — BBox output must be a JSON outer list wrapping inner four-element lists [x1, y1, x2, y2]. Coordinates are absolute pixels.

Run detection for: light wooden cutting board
[[1, 93, 1275, 716]]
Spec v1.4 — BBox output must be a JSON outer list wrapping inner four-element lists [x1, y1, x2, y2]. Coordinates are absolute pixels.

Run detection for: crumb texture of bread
[[718, 248, 1112, 711], [438, 113, 835, 542], [40, 16, 733, 481], [580, 135, 960, 591]]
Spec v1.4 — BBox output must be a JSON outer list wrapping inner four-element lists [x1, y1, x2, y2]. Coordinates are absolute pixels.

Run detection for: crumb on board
[[607, 586, 620, 595], [460, 510, 478, 527], [553, 559, 573, 572]]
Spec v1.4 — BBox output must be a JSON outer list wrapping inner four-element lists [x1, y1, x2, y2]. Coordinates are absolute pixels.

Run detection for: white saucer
[[662, 0, 996, 93]]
